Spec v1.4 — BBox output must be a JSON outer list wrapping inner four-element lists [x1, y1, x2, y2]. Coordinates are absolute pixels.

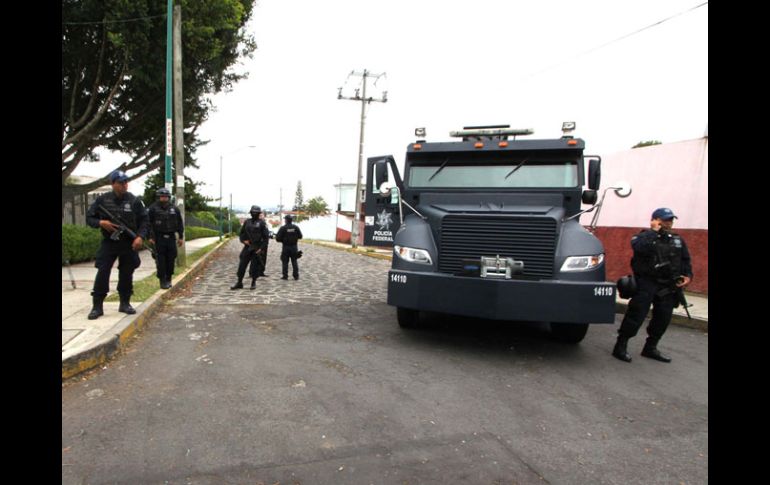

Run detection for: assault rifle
[[654, 261, 692, 320], [98, 204, 156, 259]]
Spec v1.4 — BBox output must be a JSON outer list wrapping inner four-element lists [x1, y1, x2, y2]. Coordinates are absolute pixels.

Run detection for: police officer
[[85, 170, 149, 320], [275, 214, 303, 280], [148, 187, 184, 289], [231, 205, 270, 290], [258, 211, 269, 277], [612, 208, 693, 363]]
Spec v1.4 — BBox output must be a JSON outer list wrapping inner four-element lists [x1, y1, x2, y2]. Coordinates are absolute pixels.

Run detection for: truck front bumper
[[387, 270, 616, 324]]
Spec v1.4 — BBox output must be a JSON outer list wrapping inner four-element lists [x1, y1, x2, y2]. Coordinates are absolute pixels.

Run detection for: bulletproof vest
[[631, 230, 684, 282], [243, 219, 265, 245], [282, 224, 300, 245], [99, 192, 138, 239], [152, 203, 179, 233]]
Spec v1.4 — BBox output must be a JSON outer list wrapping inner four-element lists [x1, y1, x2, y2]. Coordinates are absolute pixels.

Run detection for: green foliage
[[305, 196, 330, 218], [294, 180, 304, 211], [186, 226, 220, 240], [62, 224, 102, 264], [143, 172, 212, 211], [191, 211, 219, 227], [229, 215, 242, 235], [632, 140, 663, 149], [62, 0, 257, 198]]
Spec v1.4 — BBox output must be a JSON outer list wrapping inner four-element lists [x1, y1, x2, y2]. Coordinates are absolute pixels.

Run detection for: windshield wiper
[[504, 158, 528, 179], [428, 157, 450, 181]]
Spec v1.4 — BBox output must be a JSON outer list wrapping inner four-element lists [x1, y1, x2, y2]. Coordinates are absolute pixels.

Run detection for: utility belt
[[158, 233, 176, 239]]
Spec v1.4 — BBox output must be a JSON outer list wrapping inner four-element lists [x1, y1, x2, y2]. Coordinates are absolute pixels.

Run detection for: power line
[[63, 13, 167, 26], [522, 1, 708, 80]]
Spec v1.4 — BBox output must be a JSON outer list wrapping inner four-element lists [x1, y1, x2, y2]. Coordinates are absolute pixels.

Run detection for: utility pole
[[173, 4, 186, 266], [337, 69, 387, 248], [164, 0, 173, 192]]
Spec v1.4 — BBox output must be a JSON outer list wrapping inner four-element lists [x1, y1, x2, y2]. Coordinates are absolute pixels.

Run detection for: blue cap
[[651, 207, 677, 220], [109, 170, 129, 183]]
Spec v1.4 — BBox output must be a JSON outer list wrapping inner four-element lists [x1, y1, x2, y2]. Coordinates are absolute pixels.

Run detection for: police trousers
[[617, 276, 676, 344], [92, 238, 141, 298], [155, 233, 177, 282], [280, 244, 300, 278], [237, 246, 264, 280]]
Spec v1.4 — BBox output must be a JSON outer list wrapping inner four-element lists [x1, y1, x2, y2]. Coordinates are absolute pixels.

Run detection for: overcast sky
[[74, 0, 708, 212]]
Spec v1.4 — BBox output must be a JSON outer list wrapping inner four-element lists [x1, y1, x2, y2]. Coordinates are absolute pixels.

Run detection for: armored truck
[[363, 123, 629, 343]]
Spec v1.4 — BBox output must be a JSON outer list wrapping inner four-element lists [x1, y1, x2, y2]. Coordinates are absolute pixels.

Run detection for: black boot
[[162, 278, 172, 289], [118, 294, 136, 315], [281, 275, 288, 280], [250, 278, 257, 290], [641, 339, 672, 363], [230, 279, 244, 290], [88, 295, 105, 320], [612, 336, 632, 362]]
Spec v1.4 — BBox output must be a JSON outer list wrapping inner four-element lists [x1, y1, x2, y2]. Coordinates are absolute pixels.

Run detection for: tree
[[62, 0, 257, 210], [142, 172, 212, 211], [305, 196, 330, 218], [293, 180, 304, 211], [632, 140, 663, 148]]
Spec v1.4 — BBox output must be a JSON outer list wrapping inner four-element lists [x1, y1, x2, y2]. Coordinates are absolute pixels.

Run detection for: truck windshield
[[408, 161, 578, 188]]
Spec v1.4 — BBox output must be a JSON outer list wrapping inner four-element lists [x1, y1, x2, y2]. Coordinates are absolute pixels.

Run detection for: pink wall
[[581, 137, 708, 229]]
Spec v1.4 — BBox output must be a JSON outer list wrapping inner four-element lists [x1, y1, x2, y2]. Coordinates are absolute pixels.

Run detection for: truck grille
[[439, 215, 557, 279]]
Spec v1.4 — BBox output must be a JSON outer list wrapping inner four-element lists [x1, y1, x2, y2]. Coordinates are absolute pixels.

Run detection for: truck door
[[364, 155, 403, 247]]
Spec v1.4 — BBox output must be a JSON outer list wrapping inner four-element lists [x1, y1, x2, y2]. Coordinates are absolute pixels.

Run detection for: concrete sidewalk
[[62, 236, 224, 379]]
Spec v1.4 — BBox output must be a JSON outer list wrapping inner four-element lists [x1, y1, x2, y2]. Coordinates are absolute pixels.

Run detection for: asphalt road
[[62, 240, 708, 484]]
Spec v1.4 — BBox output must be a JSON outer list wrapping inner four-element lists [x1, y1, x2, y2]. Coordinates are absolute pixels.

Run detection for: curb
[[311, 240, 708, 331], [62, 239, 230, 380], [306, 240, 393, 261]]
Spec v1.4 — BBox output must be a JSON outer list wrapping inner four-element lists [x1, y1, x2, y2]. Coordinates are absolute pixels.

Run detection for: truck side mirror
[[582, 190, 597, 205], [588, 158, 601, 190], [375, 161, 389, 190]]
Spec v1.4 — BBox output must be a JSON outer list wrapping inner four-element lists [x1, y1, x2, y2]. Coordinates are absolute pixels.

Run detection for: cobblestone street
[[185, 239, 389, 305]]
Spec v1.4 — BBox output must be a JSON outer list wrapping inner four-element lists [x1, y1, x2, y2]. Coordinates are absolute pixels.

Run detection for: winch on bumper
[[387, 269, 616, 324]]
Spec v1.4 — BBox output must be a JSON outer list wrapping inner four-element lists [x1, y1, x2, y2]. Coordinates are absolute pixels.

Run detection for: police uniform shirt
[[86, 191, 149, 241], [149, 201, 184, 240]]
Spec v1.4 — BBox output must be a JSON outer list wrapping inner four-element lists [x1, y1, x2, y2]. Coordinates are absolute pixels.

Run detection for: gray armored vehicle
[[363, 123, 631, 343]]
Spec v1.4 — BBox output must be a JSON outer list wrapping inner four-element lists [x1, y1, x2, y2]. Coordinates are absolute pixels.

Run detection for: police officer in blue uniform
[[148, 187, 184, 289], [85, 170, 149, 319], [231, 205, 270, 290], [275, 214, 303, 280], [613, 208, 693, 363]]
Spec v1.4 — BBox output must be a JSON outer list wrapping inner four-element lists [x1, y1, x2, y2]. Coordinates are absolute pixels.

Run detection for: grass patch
[[105, 241, 222, 302]]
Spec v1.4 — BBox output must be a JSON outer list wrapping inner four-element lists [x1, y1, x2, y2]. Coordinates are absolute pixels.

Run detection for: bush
[[186, 226, 220, 240], [191, 211, 219, 227], [62, 224, 102, 264]]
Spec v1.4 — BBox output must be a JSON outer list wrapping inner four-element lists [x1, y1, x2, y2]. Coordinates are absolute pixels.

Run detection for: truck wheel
[[550, 323, 589, 343], [397, 307, 420, 328]]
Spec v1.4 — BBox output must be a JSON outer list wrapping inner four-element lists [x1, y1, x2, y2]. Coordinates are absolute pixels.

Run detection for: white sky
[[74, 0, 708, 212]]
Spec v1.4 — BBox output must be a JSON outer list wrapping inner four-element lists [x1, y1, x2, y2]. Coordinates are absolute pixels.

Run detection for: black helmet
[[250, 205, 261, 214], [157, 187, 171, 198], [284, 214, 293, 222], [616, 275, 638, 299]]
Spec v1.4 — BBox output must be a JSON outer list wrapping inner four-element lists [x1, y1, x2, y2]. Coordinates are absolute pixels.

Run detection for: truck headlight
[[394, 245, 433, 265], [560, 254, 604, 272]]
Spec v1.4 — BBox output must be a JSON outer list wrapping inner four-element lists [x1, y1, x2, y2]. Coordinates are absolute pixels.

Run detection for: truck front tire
[[397, 307, 420, 328], [550, 322, 589, 343]]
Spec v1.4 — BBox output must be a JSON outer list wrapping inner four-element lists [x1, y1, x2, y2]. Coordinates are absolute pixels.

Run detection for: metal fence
[[62, 192, 104, 226], [185, 213, 220, 231]]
